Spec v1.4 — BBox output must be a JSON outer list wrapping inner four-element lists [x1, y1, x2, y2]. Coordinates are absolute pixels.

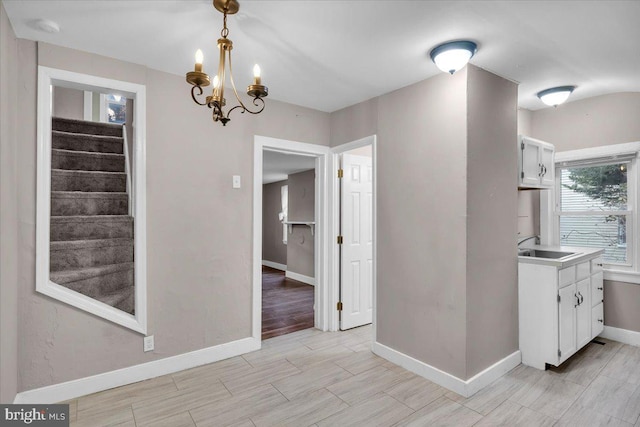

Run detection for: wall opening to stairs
[[36, 66, 148, 334]]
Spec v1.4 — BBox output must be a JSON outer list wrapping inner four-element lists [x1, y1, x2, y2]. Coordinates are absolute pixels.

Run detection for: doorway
[[252, 136, 331, 341], [261, 151, 316, 339]]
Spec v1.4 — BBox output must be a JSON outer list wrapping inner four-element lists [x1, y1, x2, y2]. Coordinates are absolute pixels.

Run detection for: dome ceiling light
[[430, 40, 478, 75], [536, 86, 576, 107]]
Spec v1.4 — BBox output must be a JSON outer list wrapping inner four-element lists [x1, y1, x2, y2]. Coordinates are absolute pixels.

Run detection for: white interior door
[[340, 153, 373, 330]]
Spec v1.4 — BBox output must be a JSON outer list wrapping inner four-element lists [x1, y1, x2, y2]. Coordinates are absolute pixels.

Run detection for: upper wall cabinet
[[518, 135, 555, 189]]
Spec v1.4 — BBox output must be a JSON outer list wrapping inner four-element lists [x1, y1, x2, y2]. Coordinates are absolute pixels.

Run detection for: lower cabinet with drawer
[[518, 252, 604, 370]]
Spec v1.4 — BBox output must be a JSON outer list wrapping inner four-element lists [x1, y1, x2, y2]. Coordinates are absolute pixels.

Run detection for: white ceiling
[[4, 1, 640, 112], [263, 150, 315, 184]]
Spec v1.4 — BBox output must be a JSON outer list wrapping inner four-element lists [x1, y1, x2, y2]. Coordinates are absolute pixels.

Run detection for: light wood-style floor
[[62, 326, 640, 427]]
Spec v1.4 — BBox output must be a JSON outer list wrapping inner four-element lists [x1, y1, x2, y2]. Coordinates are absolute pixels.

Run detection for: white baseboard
[[285, 271, 316, 286], [599, 325, 640, 347], [372, 341, 521, 398], [262, 260, 287, 271], [14, 337, 261, 404]]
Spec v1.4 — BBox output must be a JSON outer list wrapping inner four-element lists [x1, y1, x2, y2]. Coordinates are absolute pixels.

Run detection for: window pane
[[560, 215, 627, 263], [560, 164, 627, 212], [107, 102, 126, 124]]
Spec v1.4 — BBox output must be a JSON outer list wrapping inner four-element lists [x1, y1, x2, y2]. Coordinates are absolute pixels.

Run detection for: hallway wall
[[262, 180, 288, 266], [286, 169, 315, 279]]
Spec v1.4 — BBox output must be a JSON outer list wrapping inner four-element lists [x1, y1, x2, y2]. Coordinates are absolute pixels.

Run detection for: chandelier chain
[[221, 11, 229, 38]]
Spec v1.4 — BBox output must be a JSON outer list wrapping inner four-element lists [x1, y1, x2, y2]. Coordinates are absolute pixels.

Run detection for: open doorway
[[261, 151, 316, 339], [252, 136, 331, 342]]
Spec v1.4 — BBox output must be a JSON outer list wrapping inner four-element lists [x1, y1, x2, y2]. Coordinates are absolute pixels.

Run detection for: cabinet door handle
[[596, 263, 603, 267], [598, 319, 604, 323], [542, 165, 547, 176], [597, 287, 603, 291], [575, 293, 579, 308]]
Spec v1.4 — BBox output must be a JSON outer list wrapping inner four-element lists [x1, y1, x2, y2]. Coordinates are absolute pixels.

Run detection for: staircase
[[49, 117, 135, 315]]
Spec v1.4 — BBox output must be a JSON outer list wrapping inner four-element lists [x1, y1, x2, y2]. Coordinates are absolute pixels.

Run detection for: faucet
[[518, 235, 540, 247]]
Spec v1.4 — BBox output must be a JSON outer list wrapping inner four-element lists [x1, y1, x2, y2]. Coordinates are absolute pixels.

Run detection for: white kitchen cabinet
[[518, 135, 555, 189], [518, 248, 604, 370]]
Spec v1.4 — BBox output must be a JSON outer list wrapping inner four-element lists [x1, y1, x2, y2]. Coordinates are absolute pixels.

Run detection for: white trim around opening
[[329, 135, 377, 337], [36, 66, 148, 334], [253, 136, 331, 339]]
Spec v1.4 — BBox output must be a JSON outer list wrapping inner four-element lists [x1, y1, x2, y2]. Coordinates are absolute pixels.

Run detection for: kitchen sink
[[518, 249, 577, 259]]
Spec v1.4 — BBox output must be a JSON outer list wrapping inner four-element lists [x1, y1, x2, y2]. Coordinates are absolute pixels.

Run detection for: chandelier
[[186, 0, 268, 126]]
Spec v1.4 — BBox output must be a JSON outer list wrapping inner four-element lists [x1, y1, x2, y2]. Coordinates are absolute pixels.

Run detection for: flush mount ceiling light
[[34, 19, 60, 33], [536, 86, 576, 107], [186, 0, 268, 126], [430, 40, 477, 75]]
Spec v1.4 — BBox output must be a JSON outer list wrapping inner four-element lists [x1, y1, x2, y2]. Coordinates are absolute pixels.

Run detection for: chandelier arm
[[190, 86, 208, 106], [225, 52, 264, 120]]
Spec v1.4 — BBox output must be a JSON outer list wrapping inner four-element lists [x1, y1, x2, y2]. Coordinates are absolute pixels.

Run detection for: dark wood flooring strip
[[262, 266, 314, 340]]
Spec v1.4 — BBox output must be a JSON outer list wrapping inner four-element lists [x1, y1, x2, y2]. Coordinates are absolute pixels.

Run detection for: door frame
[[252, 136, 331, 340], [35, 66, 147, 334], [329, 135, 377, 335]]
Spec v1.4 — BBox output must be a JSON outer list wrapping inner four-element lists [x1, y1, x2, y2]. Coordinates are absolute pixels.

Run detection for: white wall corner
[[285, 271, 316, 286], [599, 326, 640, 347], [13, 337, 260, 404], [372, 341, 521, 398], [262, 260, 287, 271]]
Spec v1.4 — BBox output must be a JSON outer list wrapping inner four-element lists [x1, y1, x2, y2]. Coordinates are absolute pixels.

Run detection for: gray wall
[[465, 65, 519, 377], [330, 65, 519, 380], [52, 86, 84, 120], [13, 40, 330, 392], [262, 180, 288, 266], [527, 92, 640, 334], [0, 1, 19, 403], [286, 169, 315, 278]]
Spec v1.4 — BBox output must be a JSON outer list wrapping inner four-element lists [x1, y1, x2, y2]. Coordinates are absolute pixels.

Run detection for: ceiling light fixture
[[34, 19, 60, 34], [536, 86, 576, 107], [430, 40, 477, 75], [186, 0, 268, 126]]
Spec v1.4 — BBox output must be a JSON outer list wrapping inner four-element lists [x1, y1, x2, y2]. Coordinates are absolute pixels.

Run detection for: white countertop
[[517, 244, 604, 268]]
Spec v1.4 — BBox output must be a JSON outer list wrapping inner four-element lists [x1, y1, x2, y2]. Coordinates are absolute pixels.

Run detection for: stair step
[[50, 238, 133, 271], [51, 169, 126, 192], [96, 286, 134, 315], [52, 149, 125, 172], [51, 215, 133, 241], [52, 117, 123, 137], [51, 191, 128, 216], [53, 131, 123, 154], [51, 262, 134, 299]]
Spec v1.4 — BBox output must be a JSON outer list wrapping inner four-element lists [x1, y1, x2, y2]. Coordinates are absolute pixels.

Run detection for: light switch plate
[[143, 335, 154, 352], [232, 175, 241, 189]]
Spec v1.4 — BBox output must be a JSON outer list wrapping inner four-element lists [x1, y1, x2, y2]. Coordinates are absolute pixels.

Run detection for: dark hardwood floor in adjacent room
[[262, 266, 314, 340]]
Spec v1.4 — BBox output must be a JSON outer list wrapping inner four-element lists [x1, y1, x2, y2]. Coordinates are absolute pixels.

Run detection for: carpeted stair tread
[[51, 169, 126, 192], [53, 117, 123, 137], [51, 215, 133, 223], [51, 191, 128, 216], [52, 148, 125, 172], [50, 215, 133, 240], [52, 131, 124, 154], [51, 237, 133, 250], [50, 238, 134, 271], [95, 286, 134, 314], [50, 262, 134, 285]]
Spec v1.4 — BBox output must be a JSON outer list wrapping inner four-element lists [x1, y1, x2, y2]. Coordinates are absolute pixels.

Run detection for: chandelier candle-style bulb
[[253, 64, 261, 85], [195, 49, 204, 72]]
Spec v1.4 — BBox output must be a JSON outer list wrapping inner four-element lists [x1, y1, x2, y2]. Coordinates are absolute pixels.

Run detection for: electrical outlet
[[143, 335, 154, 352], [232, 175, 241, 189]]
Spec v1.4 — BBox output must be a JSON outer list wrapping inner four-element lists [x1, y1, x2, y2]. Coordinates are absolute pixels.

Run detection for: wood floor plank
[[261, 266, 314, 340]]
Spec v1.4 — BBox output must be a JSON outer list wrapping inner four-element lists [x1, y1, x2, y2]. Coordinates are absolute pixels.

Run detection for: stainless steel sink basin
[[518, 249, 577, 259]]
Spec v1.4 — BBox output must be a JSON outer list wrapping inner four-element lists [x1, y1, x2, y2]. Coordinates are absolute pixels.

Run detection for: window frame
[[542, 141, 640, 284]]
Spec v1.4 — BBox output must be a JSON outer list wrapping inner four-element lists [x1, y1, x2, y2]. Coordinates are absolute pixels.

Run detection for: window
[[280, 185, 288, 244], [555, 155, 635, 267], [101, 94, 127, 124]]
